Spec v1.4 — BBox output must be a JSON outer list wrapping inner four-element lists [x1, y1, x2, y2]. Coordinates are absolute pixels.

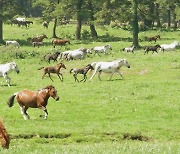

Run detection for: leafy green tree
[[0, 0, 23, 43]]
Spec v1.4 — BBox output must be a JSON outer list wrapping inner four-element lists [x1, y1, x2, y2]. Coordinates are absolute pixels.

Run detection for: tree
[[132, 0, 139, 47], [0, 0, 22, 43]]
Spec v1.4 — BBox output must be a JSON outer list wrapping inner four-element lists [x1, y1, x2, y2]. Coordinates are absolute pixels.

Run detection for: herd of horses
[[1, 19, 180, 149]]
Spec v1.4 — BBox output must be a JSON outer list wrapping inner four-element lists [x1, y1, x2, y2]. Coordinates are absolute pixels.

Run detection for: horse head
[[11, 62, 20, 73], [86, 64, 94, 70], [58, 63, 66, 69], [45, 85, 59, 101], [42, 34, 48, 39], [105, 44, 112, 50], [119, 59, 130, 68]]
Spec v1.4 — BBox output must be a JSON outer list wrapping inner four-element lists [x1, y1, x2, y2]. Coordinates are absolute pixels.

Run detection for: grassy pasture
[[0, 22, 180, 153]]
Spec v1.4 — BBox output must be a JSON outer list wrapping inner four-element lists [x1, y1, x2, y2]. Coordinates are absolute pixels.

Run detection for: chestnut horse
[[52, 39, 70, 48], [7, 85, 59, 120], [148, 35, 160, 42], [38, 63, 66, 82], [0, 121, 10, 149], [32, 34, 48, 42]]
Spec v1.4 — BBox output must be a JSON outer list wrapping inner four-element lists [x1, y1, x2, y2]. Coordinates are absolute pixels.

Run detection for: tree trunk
[[0, 20, 3, 44], [155, 3, 161, 28], [132, 0, 139, 48], [53, 18, 58, 38], [172, 8, 177, 30], [105, 0, 111, 25], [76, 0, 83, 40], [0, 0, 3, 44], [87, 0, 98, 39], [52, 0, 60, 38], [167, 9, 171, 29]]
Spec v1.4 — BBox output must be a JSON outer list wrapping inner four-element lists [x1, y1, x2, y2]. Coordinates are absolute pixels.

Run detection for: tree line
[[0, 0, 180, 47]]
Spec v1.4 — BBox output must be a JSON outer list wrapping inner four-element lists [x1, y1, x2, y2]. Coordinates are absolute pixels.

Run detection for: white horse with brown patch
[[89, 59, 130, 81]]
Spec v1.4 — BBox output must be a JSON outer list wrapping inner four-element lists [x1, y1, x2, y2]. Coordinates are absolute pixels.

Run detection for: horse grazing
[[92, 44, 112, 56], [70, 64, 94, 82], [52, 39, 70, 48], [89, 59, 130, 81], [0, 121, 10, 149], [44, 52, 61, 63], [123, 45, 135, 53], [144, 44, 161, 54], [32, 34, 48, 43], [0, 62, 20, 87], [147, 35, 160, 42], [38, 63, 66, 82], [6, 40, 20, 48], [7, 85, 59, 120]]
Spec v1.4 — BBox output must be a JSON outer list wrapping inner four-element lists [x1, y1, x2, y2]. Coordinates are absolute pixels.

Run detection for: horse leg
[[19, 105, 28, 120], [109, 72, 115, 81], [57, 73, 63, 82], [89, 66, 99, 81], [42, 72, 47, 79], [3, 73, 10, 87], [39, 106, 48, 120], [48, 73, 54, 82], [24, 106, 30, 119], [98, 71, 102, 81], [117, 71, 124, 79], [80, 74, 86, 82], [73, 74, 78, 82]]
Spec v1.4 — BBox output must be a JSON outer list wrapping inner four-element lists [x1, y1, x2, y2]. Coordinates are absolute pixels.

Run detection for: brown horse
[[32, 34, 48, 42], [52, 39, 70, 48], [0, 121, 10, 149], [7, 85, 59, 120], [38, 63, 66, 82], [148, 35, 160, 42]]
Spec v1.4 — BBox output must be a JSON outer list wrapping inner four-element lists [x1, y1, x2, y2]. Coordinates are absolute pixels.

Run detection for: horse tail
[[70, 69, 74, 74], [38, 67, 44, 70], [7, 93, 18, 107]]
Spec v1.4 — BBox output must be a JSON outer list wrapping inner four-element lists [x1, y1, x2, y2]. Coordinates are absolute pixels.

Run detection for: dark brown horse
[[38, 63, 66, 82], [0, 121, 10, 149], [7, 85, 59, 120], [144, 44, 161, 54], [70, 64, 94, 82], [148, 35, 160, 42], [44, 52, 61, 63], [52, 39, 70, 48], [32, 34, 48, 42]]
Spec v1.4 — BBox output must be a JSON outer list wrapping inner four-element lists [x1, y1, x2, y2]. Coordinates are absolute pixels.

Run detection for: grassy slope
[[0, 22, 180, 153]]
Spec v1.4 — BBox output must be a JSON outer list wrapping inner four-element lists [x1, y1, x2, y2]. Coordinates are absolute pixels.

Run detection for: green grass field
[[0, 22, 180, 153]]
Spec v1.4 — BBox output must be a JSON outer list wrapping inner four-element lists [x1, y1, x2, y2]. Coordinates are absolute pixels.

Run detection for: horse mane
[[43, 85, 55, 90]]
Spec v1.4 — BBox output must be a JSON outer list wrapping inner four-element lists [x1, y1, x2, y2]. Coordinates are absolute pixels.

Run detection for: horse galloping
[[0, 121, 10, 149], [39, 63, 66, 82], [44, 52, 61, 63], [0, 62, 20, 87], [123, 45, 135, 53], [70, 64, 94, 82], [7, 85, 59, 120], [52, 39, 70, 48], [32, 34, 48, 43], [147, 35, 160, 42], [144, 44, 161, 54], [93, 44, 112, 56], [89, 59, 130, 81]]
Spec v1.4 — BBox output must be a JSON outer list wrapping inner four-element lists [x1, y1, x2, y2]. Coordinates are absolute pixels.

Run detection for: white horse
[[89, 59, 130, 81], [160, 41, 179, 52], [93, 44, 112, 56], [123, 46, 135, 53], [6, 41, 20, 48], [0, 62, 20, 87]]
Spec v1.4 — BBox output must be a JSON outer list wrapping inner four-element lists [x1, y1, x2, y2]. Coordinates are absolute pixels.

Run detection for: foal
[[39, 63, 66, 81], [144, 44, 161, 54], [0, 121, 10, 149], [44, 52, 61, 63], [70, 64, 94, 82]]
